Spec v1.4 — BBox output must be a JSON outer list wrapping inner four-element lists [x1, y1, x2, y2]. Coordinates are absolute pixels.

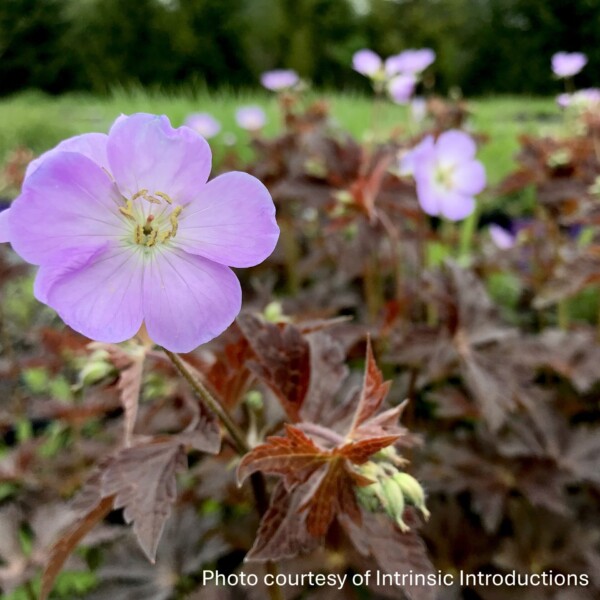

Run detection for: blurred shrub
[[0, 0, 599, 96]]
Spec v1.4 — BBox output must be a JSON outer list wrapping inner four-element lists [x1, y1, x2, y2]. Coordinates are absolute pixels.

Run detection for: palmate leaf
[[101, 442, 188, 563], [41, 495, 114, 600], [391, 263, 525, 431], [239, 340, 406, 548], [237, 313, 310, 422], [342, 509, 437, 600]]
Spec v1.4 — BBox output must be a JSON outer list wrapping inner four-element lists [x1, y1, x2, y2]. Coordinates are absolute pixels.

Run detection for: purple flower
[[388, 74, 417, 104], [401, 130, 486, 221], [385, 48, 436, 76], [0, 114, 279, 352], [235, 106, 267, 131], [352, 49, 383, 78], [551, 52, 587, 78], [183, 113, 221, 139], [556, 93, 571, 108], [489, 224, 515, 249], [410, 97, 428, 122], [260, 69, 299, 91]]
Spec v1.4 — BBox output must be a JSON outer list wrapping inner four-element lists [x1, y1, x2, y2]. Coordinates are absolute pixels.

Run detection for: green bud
[[393, 472, 430, 520], [78, 349, 114, 387], [245, 390, 264, 411], [381, 477, 409, 532], [263, 301, 288, 323], [356, 484, 381, 513]]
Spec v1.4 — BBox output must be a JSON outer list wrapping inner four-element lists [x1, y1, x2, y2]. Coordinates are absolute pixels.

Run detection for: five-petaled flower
[[400, 130, 486, 221], [235, 106, 267, 131], [183, 112, 221, 139], [260, 69, 299, 92], [0, 113, 280, 353], [551, 52, 587, 78]]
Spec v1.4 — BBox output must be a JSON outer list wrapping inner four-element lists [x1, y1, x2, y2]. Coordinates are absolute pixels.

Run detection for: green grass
[[0, 89, 558, 190]]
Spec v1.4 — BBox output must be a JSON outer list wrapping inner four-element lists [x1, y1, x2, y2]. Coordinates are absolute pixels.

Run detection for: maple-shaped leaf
[[238, 425, 398, 538], [41, 495, 114, 600], [237, 313, 310, 422], [239, 342, 405, 542], [245, 481, 320, 561], [390, 263, 526, 431], [342, 508, 437, 600], [101, 442, 187, 562]]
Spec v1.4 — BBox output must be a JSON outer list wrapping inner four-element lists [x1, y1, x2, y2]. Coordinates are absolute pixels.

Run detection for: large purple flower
[[0, 114, 279, 352], [400, 130, 486, 221], [551, 52, 587, 78]]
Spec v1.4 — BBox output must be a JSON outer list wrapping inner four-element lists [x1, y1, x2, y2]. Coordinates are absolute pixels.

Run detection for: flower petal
[[175, 172, 279, 268], [452, 160, 486, 196], [43, 245, 144, 343], [142, 249, 241, 353], [435, 130, 477, 165], [0, 208, 11, 243], [439, 191, 475, 221], [415, 177, 441, 216], [9, 152, 124, 265], [25, 133, 109, 180], [107, 113, 212, 204]]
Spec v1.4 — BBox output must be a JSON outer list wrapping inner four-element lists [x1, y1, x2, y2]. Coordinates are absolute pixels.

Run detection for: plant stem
[[163, 348, 249, 453], [163, 348, 283, 600]]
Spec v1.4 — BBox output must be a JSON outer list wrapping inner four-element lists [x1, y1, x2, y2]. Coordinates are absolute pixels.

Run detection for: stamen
[[146, 228, 158, 247], [134, 224, 144, 244], [131, 189, 149, 201], [169, 206, 183, 237], [155, 191, 173, 204], [159, 230, 172, 243], [119, 206, 135, 220]]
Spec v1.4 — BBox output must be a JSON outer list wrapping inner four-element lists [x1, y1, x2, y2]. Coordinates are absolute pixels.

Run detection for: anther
[[146, 228, 158, 247], [155, 191, 173, 204], [131, 189, 149, 201], [119, 207, 135, 221], [134, 224, 144, 244]]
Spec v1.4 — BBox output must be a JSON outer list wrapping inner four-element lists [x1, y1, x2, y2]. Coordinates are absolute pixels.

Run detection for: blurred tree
[[0, 0, 75, 95], [0, 0, 599, 96]]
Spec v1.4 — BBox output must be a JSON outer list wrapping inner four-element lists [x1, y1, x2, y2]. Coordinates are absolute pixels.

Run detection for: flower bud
[[381, 476, 409, 532], [79, 350, 114, 387], [392, 472, 430, 520]]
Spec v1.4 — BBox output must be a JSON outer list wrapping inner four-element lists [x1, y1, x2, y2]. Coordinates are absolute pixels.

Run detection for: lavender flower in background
[[260, 69, 299, 91], [558, 88, 600, 110], [183, 112, 221, 138], [556, 93, 571, 109], [489, 224, 516, 249], [551, 52, 587, 78], [388, 74, 417, 104], [235, 105, 267, 131], [0, 113, 279, 353], [352, 49, 383, 78], [386, 48, 436, 76], [400, 130, 486, 221], [410, 97, 428, 123]]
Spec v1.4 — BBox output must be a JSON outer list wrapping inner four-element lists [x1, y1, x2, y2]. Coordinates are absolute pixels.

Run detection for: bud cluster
[[356, 447, 430, 532]]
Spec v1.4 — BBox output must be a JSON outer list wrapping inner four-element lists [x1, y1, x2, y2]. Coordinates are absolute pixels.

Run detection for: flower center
[[118, 190, 183, 247], [434, 164, 455, 190]]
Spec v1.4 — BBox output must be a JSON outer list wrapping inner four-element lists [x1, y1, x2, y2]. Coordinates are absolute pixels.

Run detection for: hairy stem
[[162, 349, 283, 600]]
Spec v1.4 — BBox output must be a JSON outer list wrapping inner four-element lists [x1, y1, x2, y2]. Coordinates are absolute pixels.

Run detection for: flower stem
[[163, 348, 249, 453], [162, 348, 283, 600]]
